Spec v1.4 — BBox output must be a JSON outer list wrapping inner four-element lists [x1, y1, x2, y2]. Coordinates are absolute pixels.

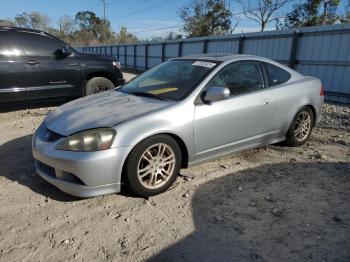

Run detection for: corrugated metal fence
[[76, 24, 350, 103]]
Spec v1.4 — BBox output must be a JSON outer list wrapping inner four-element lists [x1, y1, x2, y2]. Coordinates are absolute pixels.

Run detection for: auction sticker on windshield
[[192, 61, 216, 68]]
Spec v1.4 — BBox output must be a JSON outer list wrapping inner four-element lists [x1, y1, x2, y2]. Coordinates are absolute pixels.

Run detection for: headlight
[[56, 128, 116, 152], [112, 61, 121, 69]]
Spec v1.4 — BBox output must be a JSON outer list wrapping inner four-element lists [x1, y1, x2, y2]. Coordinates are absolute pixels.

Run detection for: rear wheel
[[285, 107, 314, 146], [125, 135, 182, 197], [85, 77, 115, 96]]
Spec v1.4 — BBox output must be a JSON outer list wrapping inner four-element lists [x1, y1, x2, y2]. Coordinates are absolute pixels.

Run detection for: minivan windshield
[[118, 60, 217, 101]]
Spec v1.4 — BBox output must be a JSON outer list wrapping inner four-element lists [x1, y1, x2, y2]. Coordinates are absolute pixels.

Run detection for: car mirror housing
[[204, 86, 230, 103], [54, 49, 70, 58]]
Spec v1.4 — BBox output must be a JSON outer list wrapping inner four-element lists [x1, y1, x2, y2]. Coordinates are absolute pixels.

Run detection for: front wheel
[[285, 107, 314, 147], [85, 77, 115, 96], [125, 135, 182, 197]]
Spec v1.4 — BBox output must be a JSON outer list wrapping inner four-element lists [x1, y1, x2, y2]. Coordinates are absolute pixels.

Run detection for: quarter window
[[206, 62, 265, 96], [264, 63, 291, 86]]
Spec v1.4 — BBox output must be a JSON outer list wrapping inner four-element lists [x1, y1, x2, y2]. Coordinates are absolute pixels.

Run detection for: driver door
[[193, 61, 275, 161], [18, 32, 80, 99]]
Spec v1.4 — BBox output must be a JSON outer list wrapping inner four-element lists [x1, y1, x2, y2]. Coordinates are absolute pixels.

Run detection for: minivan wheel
[[125, 135, 182, 197], [285, 107, 314, 147], [85, 77, 115, 95]]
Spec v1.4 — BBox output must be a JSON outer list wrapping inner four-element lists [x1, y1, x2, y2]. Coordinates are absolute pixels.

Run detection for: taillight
[[320, 86, 325, 96]]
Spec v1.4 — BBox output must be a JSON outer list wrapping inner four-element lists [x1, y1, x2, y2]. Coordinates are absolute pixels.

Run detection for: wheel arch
[[86, 71, 117, 83], [304, 104, 317, 127], [120, 132, 190, 184]]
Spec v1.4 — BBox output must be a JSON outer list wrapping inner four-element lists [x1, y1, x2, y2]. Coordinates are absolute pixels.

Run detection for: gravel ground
[[0, 73, 349, 262]]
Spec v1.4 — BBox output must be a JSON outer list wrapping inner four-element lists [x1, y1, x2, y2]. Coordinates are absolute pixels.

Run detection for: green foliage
[[280, 0, 341, 29], [14, 12, 50, 30], [180, 0, 234, 37], [115, 26, 139, 43], [74, 11, 116, 45], [0, 19, 16, 27]]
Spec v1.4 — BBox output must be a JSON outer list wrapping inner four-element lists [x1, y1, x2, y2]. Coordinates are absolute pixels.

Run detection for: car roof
[[0, 26, 57, 39], [176, 53, 303, 78], [177, 54, 262, 62]]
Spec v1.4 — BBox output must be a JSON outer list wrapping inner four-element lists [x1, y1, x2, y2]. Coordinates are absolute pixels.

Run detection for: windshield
[[118, 60, 217, 101]]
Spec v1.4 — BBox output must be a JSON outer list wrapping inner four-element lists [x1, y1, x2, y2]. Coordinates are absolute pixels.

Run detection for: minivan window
[[206, 62, 264, 96], [264, 62, 291, 87], [20, 32, 62, 56]]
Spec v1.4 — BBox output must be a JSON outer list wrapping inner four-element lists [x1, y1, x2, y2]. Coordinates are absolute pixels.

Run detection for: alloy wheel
[[137, 143, 176, 189], [294, 111, 311, 141]]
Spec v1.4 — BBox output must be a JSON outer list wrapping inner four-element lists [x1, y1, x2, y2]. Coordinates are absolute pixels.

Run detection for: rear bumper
[[315, 96, 324, 125]]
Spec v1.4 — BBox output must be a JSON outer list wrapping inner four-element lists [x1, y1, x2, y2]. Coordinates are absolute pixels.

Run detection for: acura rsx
[[32, 54, 324, 197]]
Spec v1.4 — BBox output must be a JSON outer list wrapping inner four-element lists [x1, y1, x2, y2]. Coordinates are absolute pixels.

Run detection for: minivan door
[[18, 31, 81, 99], [0, 31, 28, 103], [193, 61, 276, 161]]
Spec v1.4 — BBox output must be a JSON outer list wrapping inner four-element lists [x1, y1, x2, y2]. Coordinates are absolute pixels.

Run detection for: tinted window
[[264, 63, 291, 87], [19, 32, 62, 56], [0, 31, 23, 56], [206, 62, 264, 96], [0, 31, 7, 49]]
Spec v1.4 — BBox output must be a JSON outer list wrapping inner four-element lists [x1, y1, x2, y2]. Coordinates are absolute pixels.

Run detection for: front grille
[[36, 161, 86, 185], [58, 172, 86, 185], [36, 160, 56, 178]]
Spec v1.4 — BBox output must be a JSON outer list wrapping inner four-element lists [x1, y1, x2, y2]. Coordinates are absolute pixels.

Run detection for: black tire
[[285, 106, 314, 147], [125, 135, 182, 197], [85, 77, 115, 96]]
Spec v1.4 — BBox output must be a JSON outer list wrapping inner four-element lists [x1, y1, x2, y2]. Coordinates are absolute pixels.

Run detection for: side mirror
[[54, 48, 70, 58], [203, 86, 230, 103]]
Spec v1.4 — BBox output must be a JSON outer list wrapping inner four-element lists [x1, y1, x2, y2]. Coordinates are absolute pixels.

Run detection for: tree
[[74, 11, 116, 45], [238, 0, 289, 32], [115, 26, 138, 43], [179, 0, 235, 37], [0, 19, 16, 27], [58, 15, 75, 40], [340, 0, 350, 23], [14, 12, 50, 30], [281, 0, 340, 29], [148, 32, 183, 42]]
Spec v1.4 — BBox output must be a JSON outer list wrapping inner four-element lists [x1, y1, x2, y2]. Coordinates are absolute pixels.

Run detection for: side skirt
[[187, 136, 286, 167]]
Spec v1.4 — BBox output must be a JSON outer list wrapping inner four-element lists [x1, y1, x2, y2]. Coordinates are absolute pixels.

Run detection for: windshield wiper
[[128, 91, 166, 101]]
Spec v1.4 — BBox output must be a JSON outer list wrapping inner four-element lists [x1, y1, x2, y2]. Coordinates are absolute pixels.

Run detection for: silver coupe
[[32, 54, 324, 197]]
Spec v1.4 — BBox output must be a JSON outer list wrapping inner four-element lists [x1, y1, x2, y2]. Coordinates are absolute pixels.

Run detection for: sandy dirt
[[0, 73, 349, 262]]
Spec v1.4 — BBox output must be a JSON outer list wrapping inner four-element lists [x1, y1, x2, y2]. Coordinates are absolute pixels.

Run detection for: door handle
[[25, 59, 39, 65], [260, 99, 271, 106]]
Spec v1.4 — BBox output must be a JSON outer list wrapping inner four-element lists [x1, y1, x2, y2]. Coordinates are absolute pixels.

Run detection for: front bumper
[[32, 126, 131, 198]]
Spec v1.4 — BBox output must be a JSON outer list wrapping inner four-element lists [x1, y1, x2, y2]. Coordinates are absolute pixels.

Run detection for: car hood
[[78, 52, 114, 61], [44, 90, 174, 136]]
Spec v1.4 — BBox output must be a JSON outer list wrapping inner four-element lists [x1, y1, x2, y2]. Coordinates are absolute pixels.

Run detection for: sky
[[0, 0, 348, 39]]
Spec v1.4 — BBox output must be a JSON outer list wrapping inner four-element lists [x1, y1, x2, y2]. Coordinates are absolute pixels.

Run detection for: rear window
[[264, 62, 291, 87]]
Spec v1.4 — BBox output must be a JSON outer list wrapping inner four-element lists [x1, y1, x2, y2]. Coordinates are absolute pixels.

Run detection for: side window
[[0, 31, 23, 57], [19, 33, 62, 57], [206, 62, 264, 96], [0, 31, 8, 56], [264, 63, 291, 87]]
